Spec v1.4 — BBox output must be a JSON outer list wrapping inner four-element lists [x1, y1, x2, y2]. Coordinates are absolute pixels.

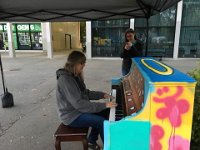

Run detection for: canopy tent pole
[[145, 17, 149, 57], [0, 54, 6, 93]]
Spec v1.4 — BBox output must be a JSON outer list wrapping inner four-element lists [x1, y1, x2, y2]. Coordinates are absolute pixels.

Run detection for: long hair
[[125, 28, 137, 42], [64, 51, 86, 80]]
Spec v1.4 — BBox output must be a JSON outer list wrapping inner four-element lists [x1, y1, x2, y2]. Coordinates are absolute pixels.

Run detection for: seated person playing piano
[[121, 28, 143, 76], [56, 51, 117, 150]]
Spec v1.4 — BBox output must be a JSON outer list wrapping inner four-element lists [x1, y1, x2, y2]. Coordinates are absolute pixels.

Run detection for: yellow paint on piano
[[141, 58, 173, 75]]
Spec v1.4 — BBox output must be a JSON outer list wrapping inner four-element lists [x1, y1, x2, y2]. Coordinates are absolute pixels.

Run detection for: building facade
[[0, 0, 199, 59], [86, 0, 200, 59]]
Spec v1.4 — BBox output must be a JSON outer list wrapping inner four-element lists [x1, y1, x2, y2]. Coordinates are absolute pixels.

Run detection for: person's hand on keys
[[106, 102, 117, 108], [104, 93, 115, 99]]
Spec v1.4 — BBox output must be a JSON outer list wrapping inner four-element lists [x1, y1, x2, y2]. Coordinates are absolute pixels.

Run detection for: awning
[[0, 0, 181, 22]]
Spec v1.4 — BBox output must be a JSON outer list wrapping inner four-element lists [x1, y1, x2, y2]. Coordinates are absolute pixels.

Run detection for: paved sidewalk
[[0, 52, 199, 150]]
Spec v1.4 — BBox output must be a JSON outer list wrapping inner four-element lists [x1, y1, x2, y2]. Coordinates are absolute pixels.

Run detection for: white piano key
[[109, 89, 116, 122]]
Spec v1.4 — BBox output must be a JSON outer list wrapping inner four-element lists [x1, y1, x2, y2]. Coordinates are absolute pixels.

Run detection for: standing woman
[[56, 51, 117, 150], [121, 28, 143, 76]]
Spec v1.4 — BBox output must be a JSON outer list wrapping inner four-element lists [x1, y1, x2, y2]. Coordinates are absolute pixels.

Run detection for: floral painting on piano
[[151, 85, 195, 150]]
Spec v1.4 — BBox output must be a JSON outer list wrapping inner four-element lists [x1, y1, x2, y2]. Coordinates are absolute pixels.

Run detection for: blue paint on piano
[[104, 121, 150, 150]]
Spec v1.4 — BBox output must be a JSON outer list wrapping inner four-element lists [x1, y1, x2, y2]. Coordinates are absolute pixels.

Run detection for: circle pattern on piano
[[141, 58, 173, 75]]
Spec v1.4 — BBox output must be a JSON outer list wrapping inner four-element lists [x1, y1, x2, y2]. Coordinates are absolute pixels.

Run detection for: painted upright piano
[[104, 57, 196, 150]]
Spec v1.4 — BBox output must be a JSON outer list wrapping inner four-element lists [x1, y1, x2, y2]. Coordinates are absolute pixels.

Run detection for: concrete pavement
[[0, 51, 199, 150]]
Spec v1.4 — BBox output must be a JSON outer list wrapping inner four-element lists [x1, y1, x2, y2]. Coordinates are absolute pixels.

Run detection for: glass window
[[0, 33, 4, 50], [92, 19, 130, 57], [17, 32, 31, 50], [0, 24, 8, 50], [179, 0, 200, 58], [31, 32, 43, 50], [134, 5, 177, 58], [30, 24, 43, 50]]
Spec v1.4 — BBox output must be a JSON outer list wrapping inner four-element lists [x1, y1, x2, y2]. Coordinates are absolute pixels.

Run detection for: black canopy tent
[[0, 0, 181, 107], [0, 0, 180, 21], [0, 0, 181, 55]]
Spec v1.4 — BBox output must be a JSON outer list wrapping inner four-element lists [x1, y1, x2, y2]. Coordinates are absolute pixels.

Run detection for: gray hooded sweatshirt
[[56, 69, 107, 125]]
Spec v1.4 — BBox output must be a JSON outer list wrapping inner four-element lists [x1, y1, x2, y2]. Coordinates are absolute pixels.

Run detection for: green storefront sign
[[0, 24, 41, 32]]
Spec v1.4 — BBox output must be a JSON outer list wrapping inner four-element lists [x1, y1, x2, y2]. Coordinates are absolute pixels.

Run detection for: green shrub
[[188, 63, 200, 147]]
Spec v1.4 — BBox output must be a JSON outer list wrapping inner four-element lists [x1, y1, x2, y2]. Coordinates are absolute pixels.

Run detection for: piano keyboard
[[109, 88, 125, 121], [109, 89, 116, 121]]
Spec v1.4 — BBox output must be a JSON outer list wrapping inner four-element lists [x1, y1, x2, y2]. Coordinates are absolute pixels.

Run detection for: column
[[41, 23, 47, 52], [6, 23, 16, 58], [173, 1, 183, 59], [45, 22, 53, 59], [86, 21, 92, 59], [130, 18, 135, 30]]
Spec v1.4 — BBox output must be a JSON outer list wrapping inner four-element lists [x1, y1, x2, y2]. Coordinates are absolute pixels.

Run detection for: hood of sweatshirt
[[56, 68, 73, 80]]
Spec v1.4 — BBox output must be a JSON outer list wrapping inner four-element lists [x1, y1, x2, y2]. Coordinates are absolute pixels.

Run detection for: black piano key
[[116, 114, 124, 118], [116, 110, 123, 114], [111, 85, 126, 121]]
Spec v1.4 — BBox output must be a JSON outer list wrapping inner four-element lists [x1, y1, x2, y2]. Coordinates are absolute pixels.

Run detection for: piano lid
[[132, 57, 196, 83]]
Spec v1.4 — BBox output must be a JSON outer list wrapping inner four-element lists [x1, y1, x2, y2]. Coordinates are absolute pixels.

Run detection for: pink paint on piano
[[169, 135, 190, 150], [153, 86, 190, 127], [150, 125, 164, 150], [157, 87, 169, 96]]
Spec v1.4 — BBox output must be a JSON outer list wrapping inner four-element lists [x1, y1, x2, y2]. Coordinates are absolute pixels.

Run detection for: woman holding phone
[[121, 28, 143, 76]]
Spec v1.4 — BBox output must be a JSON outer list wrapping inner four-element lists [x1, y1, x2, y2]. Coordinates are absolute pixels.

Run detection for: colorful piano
[[104, 57, 196, 150]]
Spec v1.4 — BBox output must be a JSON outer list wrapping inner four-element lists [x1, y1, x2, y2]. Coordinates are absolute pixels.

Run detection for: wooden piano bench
[[54, 123, 89, 150]]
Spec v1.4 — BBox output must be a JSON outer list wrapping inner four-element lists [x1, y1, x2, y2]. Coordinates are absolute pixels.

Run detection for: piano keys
[[109, 89, 116, 121], [104, 57, 196, 150]]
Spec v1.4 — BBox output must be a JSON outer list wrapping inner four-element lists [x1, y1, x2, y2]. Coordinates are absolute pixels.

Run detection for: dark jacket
[[120, 40, 143, 58], [121, 40, 143, 75], [56, 69, 106, 125]]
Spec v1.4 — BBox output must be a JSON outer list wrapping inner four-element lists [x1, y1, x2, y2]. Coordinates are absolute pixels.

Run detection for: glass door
[[31, 32, 43, 50]]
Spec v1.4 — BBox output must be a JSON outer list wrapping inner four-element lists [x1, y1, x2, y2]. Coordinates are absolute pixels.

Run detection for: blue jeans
[[69, 109, 109, 144], [122, 58, 131, 76]]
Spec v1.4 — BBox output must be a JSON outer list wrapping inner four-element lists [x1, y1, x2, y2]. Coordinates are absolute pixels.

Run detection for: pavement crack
[[0, 114, 25, 137], [40, 87, 55, 102]]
